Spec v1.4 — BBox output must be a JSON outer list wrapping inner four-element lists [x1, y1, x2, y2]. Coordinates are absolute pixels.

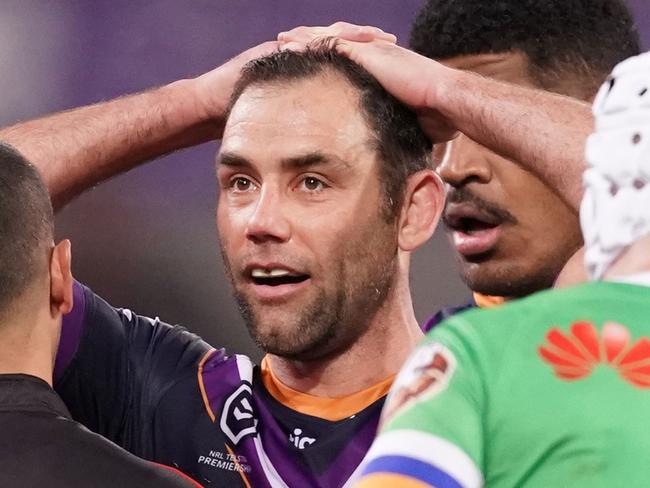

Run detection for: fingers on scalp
[[237, 41, 280, 64], [331, 21, 373, 41], [331, 38, 353, 56], [260, 40, 281, 52], [278, 41, 305, 52], [277, 22, 396, 45], [277, 26, 313, 43], [364, 27, 397, 43], [355, 25, 397, 43], [353, 30, 378, 43], [379, 32, 398, 43]]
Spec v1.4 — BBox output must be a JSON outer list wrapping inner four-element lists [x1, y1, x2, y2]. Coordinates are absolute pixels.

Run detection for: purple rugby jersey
[[54, 282, 385, 487], [420, 297, 476, 333], [419, 292, 509, 334]]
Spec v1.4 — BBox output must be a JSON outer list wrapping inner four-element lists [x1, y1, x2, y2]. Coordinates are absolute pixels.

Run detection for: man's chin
[[248, 322, 338, 362], [254, 336, 333, 362], [460, 261, 556, 298], [234, 287, 342, 361]]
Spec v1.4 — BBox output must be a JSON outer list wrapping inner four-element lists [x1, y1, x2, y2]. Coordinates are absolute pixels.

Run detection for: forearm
[[329, 37, 592, 211], [0, 78, 221, 209], [433, 68, 593, 211]]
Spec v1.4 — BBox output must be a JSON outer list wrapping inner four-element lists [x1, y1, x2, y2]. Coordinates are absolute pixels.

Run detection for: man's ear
[[50, 240, 73, 316], [398, 169, 445, 252]]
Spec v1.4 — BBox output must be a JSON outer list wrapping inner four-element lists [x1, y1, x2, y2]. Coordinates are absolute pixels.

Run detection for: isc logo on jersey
[[289, 428, 316, 450], [381, 342, 456, 426]]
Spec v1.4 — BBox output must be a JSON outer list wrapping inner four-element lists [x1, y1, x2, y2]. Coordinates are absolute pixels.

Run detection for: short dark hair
[[227, 44, 433, 219], [410, 0, 642, 96], [0, 143, 53, 311]]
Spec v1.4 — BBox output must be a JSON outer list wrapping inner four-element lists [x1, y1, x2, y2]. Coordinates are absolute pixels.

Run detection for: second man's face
[[216, 72, 399, 361], [437, 52, 583, 298]]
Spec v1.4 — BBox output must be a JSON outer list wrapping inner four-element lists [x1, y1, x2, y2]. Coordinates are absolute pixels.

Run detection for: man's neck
[[0, 309, 58, 387], [604, 236, 650, 283], [267, 278, 422, 398]]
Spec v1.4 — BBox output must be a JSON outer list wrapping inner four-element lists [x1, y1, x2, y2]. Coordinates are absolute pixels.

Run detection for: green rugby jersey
[[356, 281, 650, 488]]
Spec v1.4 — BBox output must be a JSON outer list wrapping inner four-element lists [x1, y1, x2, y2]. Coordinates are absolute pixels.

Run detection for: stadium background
[[0, 0, 646, 360]]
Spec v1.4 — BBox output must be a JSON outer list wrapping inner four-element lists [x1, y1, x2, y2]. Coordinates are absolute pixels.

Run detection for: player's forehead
[[218, 75, 376, 171]]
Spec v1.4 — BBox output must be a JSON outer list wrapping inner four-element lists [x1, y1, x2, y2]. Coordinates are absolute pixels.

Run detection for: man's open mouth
[[443, 203, 505, 257], [249, 268, 310, 287], [445, 215, 500, 234], [443, 203, 502, 234]]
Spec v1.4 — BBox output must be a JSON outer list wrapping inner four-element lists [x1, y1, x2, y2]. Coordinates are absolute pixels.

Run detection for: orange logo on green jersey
[[539, 321, 650, 388], [381, 343, 456, 427]]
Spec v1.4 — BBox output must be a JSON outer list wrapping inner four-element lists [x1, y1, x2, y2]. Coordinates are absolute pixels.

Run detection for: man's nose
[[437, 136, 493, 188], [245, 187, 291, 244]]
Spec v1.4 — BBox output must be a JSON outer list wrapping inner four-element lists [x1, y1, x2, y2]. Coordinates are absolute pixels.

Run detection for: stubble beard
[[446, 187, 582, 298], [458, 244, 579, 298], [233, 282, 343, 361], [223, 223, 399, 362], [233, 247, 397, 362], [461, 263, 555, 298]]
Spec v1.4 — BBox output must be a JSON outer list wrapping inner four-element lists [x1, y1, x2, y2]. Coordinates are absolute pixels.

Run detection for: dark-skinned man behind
[[409, 0, 641, 321]]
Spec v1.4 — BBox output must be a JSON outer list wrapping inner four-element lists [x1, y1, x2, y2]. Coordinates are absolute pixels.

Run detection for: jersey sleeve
[[356, 320, 486, 488], [53, 281, 213, 447]]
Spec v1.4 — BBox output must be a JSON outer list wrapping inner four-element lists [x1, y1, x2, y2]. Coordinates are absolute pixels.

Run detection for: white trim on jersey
[[235, 354, 254, 382], [364, 429, 483, 488], [253, 437, 291, 488], [341, 453, 366, 488], [232, 354, 291, 488]]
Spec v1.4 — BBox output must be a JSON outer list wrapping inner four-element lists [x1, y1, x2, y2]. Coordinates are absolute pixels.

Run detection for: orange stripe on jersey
[[260, 356, 395, 421], [473, 292, 506, 308], [197, 349, 217, 422], [355, 473, 431, 488], [151, 462, 205, 487], [225, 444, 253, 488]]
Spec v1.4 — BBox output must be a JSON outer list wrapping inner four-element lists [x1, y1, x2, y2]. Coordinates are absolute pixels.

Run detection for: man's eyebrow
[[216, 151, 353, 171], [216, 152, 251, 169], [280, 151, 352, 170]]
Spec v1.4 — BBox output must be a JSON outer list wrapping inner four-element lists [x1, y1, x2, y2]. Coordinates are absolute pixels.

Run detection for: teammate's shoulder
[[200, 348, 250, 371], [41, 414, 200, 487], [81, 280, 214, 357], [435, 281, 641, 338], [441, 282, 598, 324], [422, 298, 476, 333], [425, 285, 577, 346], [497, 280, 650, 316]]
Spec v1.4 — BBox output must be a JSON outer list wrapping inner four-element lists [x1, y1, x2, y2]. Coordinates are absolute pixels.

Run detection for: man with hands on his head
[[3, 38, 445, 487], [0, 20, 601, 488]]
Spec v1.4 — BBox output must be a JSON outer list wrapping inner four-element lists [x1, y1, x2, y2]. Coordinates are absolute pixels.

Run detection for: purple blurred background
[[0, 1, 647, 360]]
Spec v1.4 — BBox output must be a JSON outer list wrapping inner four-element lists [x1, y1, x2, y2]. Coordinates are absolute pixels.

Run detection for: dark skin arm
[[334, 39, 593, 212], [279, 23, 593, 212]]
